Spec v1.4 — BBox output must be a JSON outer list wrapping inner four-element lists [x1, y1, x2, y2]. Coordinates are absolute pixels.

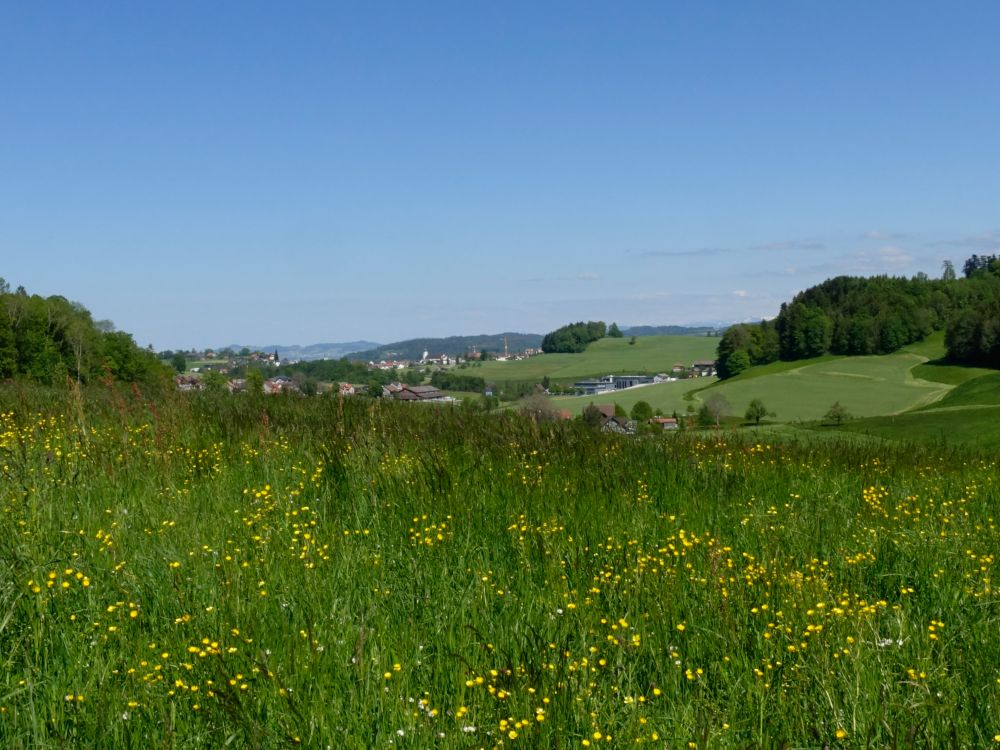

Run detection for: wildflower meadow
[[1, 385, 998, 748]]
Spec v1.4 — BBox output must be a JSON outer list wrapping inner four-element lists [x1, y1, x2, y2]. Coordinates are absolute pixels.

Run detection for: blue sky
[[2, 2, 999, 349]]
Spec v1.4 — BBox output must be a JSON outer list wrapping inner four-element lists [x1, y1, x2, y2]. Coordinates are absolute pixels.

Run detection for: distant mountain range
[[225, 341, 381, 361], [623, 324, 725, 336]]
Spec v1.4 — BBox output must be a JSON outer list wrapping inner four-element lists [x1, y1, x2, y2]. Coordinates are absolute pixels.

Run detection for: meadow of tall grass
[[1, 384, 997, 748]]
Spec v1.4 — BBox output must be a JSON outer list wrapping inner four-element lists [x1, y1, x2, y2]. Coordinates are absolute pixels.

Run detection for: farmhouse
[[393, 384, 448, 402], [649, 416, 679, 430], [600, 416, 637, 435], [691, 360, 717, 377]]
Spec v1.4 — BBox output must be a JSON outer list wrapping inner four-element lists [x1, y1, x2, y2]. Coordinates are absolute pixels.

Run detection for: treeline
[[430, 370, 485, 393], [278, 357, 381, 384], [716, 257, 1000, 377], [944, 269, 1000, 367], [0, 279, 168, 384], [540, 321, 607, 353]]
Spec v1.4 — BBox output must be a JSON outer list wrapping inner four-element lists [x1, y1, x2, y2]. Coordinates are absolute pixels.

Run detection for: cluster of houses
[[369, 345, 540, 371], [174, 374, 299, 394], [337, 382, 455, 402], [174, 349, 284, 376], [572, 361, 716, 396], [175, 373, 459, 403], [370, 353, 455, 370], [587, 405, 681, 435]]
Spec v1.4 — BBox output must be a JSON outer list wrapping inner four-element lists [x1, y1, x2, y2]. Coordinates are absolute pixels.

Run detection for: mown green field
[[472, 335, 719, 385], [548, 377, 716, 417], [696, 352, 952, 422], [547, 351, 954, 422], [1, 386, 998, 748], [914, 373, 1000, 410]]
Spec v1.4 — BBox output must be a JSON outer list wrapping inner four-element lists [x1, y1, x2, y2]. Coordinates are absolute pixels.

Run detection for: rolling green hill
[[546, 350, 958, 421], [720, 330, 1000, 445], [831, 404, 1000, 449], [489, 330, 1000, 441], [694, 352, 952, 421], [471, 334, 719, 385], [548, 376, 716, 417], [913, 372, 1000, 410]]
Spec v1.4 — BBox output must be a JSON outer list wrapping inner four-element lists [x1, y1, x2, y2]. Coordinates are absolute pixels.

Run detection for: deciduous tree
[[630, 400, 653, 421], [744, 398, 771, 426], [823, 401, 851, 425]]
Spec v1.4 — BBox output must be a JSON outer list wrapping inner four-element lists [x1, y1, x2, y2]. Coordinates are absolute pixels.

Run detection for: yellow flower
[[836, 728, 847, 739]]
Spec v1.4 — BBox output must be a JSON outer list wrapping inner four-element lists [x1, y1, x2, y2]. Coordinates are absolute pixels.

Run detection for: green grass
[[548, 377, 714, 417], [900, 329, 948, 359], [470, 335, 719, 385], [909, 362, 996, 385], [1, 385, 999, 747], [721, 354, 841, 382], [914, 372, 1000, 409], [831, 403, 1000, 449], [699, 352, 951, 421]]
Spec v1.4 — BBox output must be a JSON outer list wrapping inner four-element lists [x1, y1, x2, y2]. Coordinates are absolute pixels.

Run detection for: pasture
[[472, 335, 719, 385], [695, 352, 952, 421], [548, 377, 715, 417]]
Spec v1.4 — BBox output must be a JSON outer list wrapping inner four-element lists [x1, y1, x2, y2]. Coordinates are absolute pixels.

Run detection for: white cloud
[[732, 290, 749, 297]]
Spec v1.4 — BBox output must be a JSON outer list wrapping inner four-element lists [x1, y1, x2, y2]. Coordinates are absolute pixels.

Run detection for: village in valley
[[166, 335, 719, 435]]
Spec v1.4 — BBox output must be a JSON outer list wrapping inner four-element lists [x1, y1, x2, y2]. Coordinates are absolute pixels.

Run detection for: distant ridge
[[624, 324, 726, 336], [349, 332, 543, 362], [225, 341, 381, 361]]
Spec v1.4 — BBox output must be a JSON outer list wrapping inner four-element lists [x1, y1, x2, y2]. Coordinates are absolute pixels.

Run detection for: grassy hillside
[[472, 334, 720, 385], [692, 352, 952, 421], [899, 329, 947, 359], [548, 376, 716, 417], [829, 367, 1000, 447], [914, 372, 1000, 409], [528, 331, 999, 425], [831, 403, 1000, 449], [545, 350, 958, 422], [899, 331, 997, 385]]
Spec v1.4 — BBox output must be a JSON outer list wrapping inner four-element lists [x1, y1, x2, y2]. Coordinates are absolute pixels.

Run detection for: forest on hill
[[0, 279, 168, 385], [540, 320, 608, 353], [716, 255, 1000, 378]]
